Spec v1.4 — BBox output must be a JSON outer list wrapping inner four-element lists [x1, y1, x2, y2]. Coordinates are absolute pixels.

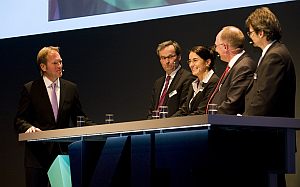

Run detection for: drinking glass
[[158, 106, 168, 118], [207, 104, 218, 114], [105, 113, 114, 124], [152, 110, 160, 119], [76, 116, 85, 127]]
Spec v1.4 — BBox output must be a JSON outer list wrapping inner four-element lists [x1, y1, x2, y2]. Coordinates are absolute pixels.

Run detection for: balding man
[[207, 26, 256, 115]]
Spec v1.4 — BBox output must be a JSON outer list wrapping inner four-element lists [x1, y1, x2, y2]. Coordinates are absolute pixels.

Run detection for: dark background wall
[[0, 1, 299, 186]]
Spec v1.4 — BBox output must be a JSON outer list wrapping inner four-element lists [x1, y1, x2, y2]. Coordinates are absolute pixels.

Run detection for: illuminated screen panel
[[49, 0, 202, 21], [0, 0, 294, 39]]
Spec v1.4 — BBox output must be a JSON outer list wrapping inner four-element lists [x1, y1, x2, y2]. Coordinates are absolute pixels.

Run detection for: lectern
[[19, 114, 300, 187]]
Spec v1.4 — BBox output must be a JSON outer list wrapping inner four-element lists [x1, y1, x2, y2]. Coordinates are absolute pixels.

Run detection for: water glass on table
[[105, 113, 114, 124], [158, 106, 168, 118], [76, 116, 85, 127], [207, 104, 218, 114], [152, 110, 160, 119]]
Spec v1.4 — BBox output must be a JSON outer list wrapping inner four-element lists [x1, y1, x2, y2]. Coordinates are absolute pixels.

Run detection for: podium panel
[[19, 115, 300, 187], [48, 155, 72, 187]]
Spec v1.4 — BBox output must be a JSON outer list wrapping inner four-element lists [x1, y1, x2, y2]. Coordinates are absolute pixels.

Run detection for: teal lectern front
[[47, 155, 72, 187]]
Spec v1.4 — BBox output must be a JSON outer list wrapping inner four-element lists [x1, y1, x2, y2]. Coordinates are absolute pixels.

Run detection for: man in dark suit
[[14, 46, 88, 187], [244, 8, 296, 187], [147, 40, 195, 118], [207, 26, 256, 115], [244, 7, 296, 118]]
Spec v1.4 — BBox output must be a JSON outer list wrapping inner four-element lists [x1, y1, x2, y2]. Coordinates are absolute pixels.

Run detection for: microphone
[[173, 61, 177, 71]]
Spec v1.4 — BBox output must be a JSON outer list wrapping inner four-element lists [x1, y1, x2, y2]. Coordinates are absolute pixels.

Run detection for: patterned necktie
[[51, 83, 58, 121], [206, 66, 230, 113], [157, 76, 171, 109]]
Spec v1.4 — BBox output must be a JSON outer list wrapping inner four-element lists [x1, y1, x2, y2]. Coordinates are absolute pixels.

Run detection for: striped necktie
[[206, 66, 230, 113], [157, 75, 171, 109]]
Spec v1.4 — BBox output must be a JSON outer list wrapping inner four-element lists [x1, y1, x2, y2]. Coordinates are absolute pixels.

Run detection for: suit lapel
[[164, 68, 183, 104], [256, 41, 278, 73], [187, 86, 194, 105], [221, 53, 245, 84], [58, 79, 66, 121], [168, 68, 182, 93], [37, 78, 56, 122], [154, 77, 165, 108], [190, 82, 207, 111], [156, 68, 183, 106]]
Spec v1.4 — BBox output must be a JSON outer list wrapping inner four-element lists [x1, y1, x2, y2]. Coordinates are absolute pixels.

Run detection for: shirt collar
[[166, 64, 181, 79], [192, 69, 214, 91], [202, 69, 214, 83], [261, 40, 276, 59], [228, 50, 245, 68], [43, 76, 60, 88]]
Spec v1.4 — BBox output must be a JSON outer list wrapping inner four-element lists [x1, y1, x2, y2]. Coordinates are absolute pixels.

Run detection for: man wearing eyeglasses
[[242, 7, 296, 187], [244, 7, 296, 118], [147, 40, 195, 119], [207, 26, 256, 115]]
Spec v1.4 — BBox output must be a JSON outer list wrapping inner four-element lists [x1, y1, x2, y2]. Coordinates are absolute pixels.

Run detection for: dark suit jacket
[[173, 73, 219, 116], [14, 78, 86, 168], [244, 41, 296, 117], [211, 53, 256, 115], [148, 67, 195, 118]]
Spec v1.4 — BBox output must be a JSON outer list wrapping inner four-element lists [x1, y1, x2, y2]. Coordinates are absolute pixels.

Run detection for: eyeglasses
[[247, 30, 255, 37], [213, 43, 225, 50], [160, 54, 177, 61]]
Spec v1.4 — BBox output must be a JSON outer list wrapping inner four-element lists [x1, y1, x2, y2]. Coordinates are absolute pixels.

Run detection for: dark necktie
[[206, 66, 230, 113], [51, 83, 58, 121], [157, 76, 171, 109]]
